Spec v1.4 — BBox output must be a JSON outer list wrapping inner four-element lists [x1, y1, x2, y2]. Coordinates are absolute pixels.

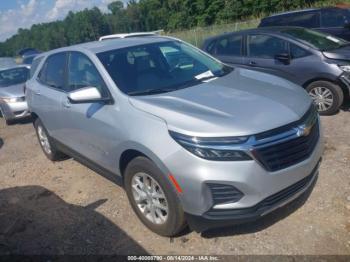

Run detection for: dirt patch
[[0, 111, 349, 255]]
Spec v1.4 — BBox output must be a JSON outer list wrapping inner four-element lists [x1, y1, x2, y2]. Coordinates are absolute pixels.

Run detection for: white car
[[98, 31, 163, 41]]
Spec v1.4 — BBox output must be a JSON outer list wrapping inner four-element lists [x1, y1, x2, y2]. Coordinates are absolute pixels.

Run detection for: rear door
[[208, 33, 245, 66], [34, 52, 67, 141]]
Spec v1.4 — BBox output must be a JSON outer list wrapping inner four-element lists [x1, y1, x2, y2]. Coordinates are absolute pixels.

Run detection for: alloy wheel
[[131, 172, 169, 225], [309, 86, 334, 112], [37, 125, 52, 154]]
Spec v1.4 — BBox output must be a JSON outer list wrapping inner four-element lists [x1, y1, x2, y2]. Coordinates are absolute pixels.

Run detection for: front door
[[243, 34, 297, 83], [59, 52, 118, 171]]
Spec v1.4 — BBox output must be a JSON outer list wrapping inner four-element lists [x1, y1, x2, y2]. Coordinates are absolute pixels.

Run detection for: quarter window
[[30, 57, 43, 78], [215, 35, 242, 56], [39, 53, 66, 90], [247, 35, 288, 59], [67, 52, 108, 97], [290, 44, 311, 59]]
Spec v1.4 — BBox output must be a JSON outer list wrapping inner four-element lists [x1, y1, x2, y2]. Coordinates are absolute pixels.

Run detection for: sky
[[0, 0, 130, 42]]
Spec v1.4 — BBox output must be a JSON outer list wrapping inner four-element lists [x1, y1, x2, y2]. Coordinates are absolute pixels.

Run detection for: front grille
[[207, 183, 243, 205], [253, 106, 320, 172], [205, 163, 319, 219]]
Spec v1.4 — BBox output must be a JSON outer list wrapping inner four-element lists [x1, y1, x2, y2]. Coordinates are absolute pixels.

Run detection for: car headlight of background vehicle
[[1, 96, 25, 103], [338, 65, 350, 73], [169, 131, 252, 161]]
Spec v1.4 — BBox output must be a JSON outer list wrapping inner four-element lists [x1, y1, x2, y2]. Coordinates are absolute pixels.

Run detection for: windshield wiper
[[128, 88, 178, 96]]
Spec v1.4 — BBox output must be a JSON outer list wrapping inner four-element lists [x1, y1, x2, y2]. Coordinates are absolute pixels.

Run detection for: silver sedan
[[0, 65, 30, 125]]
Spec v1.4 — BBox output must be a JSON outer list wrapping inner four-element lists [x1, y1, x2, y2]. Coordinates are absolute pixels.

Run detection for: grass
[[167, 19, 259, 47], [165, 0, 350, 47]]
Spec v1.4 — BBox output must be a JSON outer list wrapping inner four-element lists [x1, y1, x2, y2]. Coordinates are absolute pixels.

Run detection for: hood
[[129, 68, 312, 137], [323, 45, 350, 60], [0, 83, 25, 98]]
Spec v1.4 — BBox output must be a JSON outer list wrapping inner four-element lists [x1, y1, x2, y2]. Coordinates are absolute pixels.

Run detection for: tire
[[124, 156, 186, 236], [306, 81, 344, 116], [34, 118, 67, 161]]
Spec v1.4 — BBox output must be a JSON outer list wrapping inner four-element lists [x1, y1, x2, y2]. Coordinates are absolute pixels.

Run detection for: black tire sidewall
[[306, 81, 344, 115], [124, 156, 186, 237]]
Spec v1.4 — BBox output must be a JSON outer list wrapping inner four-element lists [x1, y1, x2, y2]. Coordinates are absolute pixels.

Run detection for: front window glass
[[247, 35, 288, 58], [282, 28, 348, 51], [97, 40, 232, 96], [0, 67, 29, 87], [67, 52, 107, 96]]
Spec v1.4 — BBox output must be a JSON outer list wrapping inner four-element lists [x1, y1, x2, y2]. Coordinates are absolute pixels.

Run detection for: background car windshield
[[0, 67, 29, 87], [281, 28, 348, 51], [97, 40, 232, 95]]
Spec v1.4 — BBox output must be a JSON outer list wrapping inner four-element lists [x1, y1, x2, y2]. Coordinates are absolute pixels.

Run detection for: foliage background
[[0, 0, 348, 56]]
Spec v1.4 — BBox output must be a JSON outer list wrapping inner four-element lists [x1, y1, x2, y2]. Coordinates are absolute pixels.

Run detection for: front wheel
[[124, 156, 186, 236], [306, 81, 344, 115]]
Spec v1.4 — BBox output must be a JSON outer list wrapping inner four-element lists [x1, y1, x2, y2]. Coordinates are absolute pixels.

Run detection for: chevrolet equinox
[[26, 36, 324, 236]]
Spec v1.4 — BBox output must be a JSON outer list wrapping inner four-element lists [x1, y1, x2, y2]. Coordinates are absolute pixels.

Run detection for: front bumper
[[185, 160, 320, 232], [339, 73, 350, 92], [164, 120, 324, 216], [0, 101, 30, 120]]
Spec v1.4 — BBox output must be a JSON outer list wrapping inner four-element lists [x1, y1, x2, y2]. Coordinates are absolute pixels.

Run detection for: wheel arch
[[302, 77, 347, 95], [117, 143, 170, 180]]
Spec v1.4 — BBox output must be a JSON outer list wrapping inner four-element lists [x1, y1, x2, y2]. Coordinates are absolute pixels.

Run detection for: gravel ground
[[0, 111, 349, 255]]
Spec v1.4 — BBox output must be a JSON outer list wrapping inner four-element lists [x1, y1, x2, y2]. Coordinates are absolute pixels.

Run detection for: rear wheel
[[34, 118, 67, 161], [306, 81, 344, 115], [124, 156, 186, 236]]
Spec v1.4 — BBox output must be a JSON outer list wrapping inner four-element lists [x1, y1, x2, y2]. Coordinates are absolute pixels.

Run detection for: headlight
[[1, 96, 25, 103], [339, 65, 350, 73], [169, 131, 252, 161]]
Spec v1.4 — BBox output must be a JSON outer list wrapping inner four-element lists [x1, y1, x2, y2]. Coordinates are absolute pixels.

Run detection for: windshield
[[0, 67, 29, 87], [281, 28, 348, 51], [97, 40, 232, 96]]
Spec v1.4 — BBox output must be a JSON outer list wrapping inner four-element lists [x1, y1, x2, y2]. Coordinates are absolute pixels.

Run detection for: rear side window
[[321, 9, 350, 27], [67, 52, 108, 97], [215, 35, 242, 56], [30, 57, 43, 78], [247, 35, 288, 58], [39, 53, 66, 90]]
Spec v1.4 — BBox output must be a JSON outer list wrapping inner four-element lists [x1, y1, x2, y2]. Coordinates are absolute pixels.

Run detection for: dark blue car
[[259, 7, 350, 41], [202, 27, 350, 115]]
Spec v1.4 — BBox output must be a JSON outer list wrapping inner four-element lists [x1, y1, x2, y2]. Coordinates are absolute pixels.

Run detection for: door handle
[[33, 89, 41, 95], [249, 61, 257, 66]]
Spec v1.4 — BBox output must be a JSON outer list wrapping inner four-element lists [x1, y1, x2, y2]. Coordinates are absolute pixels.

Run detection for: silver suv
[[26, 36, 324, 236]]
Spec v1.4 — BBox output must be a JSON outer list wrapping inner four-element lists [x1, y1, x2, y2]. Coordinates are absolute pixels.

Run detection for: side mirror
[[275, 53, 290, 64], [68, 87, 104, 104]]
